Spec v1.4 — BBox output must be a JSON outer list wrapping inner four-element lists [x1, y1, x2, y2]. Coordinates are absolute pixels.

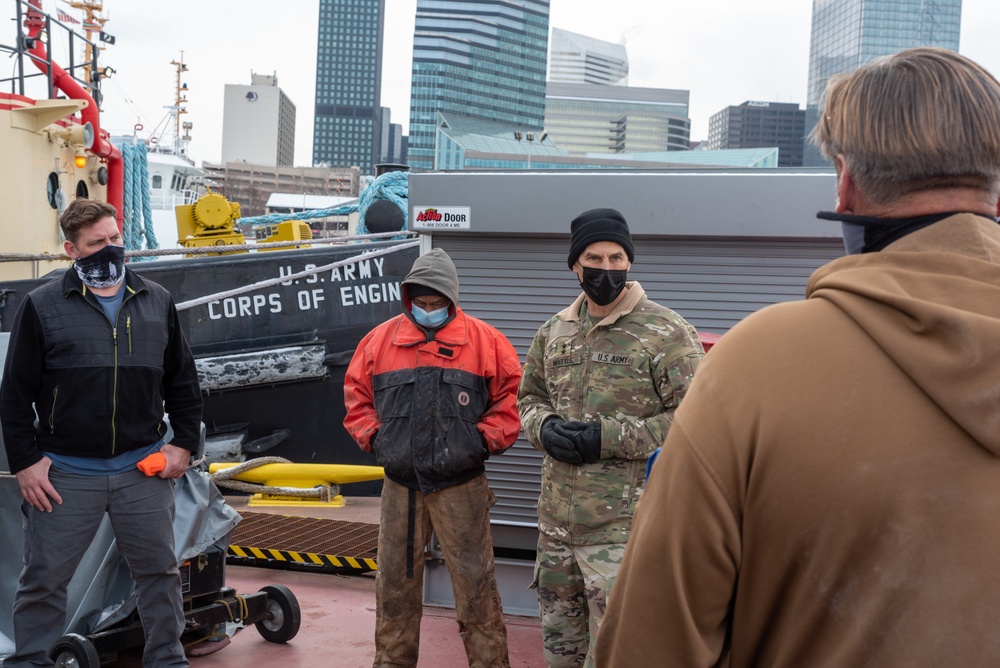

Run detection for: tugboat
[[0, 0, 418, 483], [0, 1, 430, 663]]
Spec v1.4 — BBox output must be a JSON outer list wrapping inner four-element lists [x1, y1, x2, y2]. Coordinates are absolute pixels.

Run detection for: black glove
[[540, 417, 582, 464], [553, 421, 602, 464], [574, 423, 602, 464]]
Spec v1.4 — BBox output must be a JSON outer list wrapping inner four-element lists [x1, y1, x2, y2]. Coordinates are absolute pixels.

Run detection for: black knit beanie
[[567, 208, 635, 269], [407, 283, 447, 300]]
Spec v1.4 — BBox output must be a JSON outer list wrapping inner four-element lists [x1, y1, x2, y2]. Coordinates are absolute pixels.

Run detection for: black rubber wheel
[[50, 633, 100, 668], [255, 584, 301, 643]]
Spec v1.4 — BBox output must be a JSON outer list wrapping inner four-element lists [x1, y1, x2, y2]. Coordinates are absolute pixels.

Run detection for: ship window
[[46, 172, 60, 209], [76, 180, 89, 199], [152, 175, 163, 189]]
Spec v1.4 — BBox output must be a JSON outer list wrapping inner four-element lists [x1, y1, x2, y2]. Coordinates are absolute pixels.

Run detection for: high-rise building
[[221, 73, 296, 167], [548, 27, 628, 86], [707, 101, 806, 167], [377, 106, 407, 165], [388, 125, 407, 165], [312, 0, 385, 174], [408, 0, 550, 170], [545, 82, 690, 155], [804, 0, 962, 164]]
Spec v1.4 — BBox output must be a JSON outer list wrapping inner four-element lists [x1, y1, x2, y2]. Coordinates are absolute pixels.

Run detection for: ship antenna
[[60, 0, 111, 100], [168, 52, 190, 156]]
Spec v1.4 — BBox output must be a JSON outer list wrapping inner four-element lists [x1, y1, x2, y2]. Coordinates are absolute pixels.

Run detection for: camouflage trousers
[[373, 475, 510, 668], [533, 533, 626, 668]]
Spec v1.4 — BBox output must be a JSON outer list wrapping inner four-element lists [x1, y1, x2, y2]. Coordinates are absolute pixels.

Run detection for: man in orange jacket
[[344, 248, 522, 668]]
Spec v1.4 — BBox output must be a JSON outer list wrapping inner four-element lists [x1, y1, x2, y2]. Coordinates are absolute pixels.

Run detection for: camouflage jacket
[[518, 282, 704, 545]]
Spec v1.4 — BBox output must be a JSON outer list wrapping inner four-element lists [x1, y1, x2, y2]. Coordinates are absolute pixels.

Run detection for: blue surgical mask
[[412, 304, 449, 328], [841, 222, 866, 255]]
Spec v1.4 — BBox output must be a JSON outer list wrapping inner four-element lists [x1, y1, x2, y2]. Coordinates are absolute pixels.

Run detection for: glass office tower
[[408, 0, 550, 170], [548, 27, 628, 86], [808, 0, 961, 107], [312, 0, 385, 174], [804, 0, 961, 165]]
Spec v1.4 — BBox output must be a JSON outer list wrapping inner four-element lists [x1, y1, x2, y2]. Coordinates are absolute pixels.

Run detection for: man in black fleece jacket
[[0, 198, 202, 667]]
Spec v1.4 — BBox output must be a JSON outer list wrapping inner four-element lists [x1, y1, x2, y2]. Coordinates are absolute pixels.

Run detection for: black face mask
[[74, 243, 126, 288], [579, 266, 627, 306], [817, 210, 997, 254]]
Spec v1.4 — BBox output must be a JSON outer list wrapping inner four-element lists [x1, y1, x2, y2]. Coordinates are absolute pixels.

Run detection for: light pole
[[513, 130, 546, 169]]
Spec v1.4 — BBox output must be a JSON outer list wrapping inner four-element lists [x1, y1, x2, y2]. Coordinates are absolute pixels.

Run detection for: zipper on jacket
[[111, 325, 119, 453], [109, 291, 138, 454], [78, 286, 139, 456], [48, 386, 58, 434]]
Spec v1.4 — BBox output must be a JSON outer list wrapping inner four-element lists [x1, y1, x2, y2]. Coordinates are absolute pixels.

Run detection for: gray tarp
[[0, 332, 242, 659]]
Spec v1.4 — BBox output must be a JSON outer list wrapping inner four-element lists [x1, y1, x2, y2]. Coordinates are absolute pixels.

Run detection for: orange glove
[[137, 452, 167, 476]]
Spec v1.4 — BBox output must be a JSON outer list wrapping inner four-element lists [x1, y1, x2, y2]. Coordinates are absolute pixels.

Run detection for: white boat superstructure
[[146, 148, 205, 249]]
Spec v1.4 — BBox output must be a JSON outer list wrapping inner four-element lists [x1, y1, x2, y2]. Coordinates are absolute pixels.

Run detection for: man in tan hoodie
[[597, 47, 1000, 667]]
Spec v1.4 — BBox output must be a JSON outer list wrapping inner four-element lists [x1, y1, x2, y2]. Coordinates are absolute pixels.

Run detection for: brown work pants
[[373, 474, 510, 668]]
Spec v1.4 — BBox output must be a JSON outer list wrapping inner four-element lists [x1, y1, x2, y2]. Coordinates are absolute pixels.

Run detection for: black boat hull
[[0, 241, 419, 495]]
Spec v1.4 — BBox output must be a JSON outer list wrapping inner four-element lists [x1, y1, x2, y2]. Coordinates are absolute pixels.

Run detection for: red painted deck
[[104, 495, 545, 667], [107, 566, 544, 667]]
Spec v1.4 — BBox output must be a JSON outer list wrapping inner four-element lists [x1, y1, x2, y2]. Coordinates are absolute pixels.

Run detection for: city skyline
[[9, 0, 999, 166]]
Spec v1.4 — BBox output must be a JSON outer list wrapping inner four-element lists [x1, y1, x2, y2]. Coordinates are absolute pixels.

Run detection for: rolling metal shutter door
[[434, 234, 844, 526]]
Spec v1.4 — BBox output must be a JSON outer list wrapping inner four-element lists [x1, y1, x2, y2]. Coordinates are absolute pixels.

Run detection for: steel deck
[[226, 511, 379, 574]]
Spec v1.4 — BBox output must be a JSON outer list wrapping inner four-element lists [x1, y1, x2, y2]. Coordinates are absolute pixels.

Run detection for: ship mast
[[61, 0, 109, 95], [168, 53, 191, 156]]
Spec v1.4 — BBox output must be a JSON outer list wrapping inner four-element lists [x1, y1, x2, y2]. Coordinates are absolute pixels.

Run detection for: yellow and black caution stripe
[[227, 544, 378, 574], [226, 511, 379, 575]]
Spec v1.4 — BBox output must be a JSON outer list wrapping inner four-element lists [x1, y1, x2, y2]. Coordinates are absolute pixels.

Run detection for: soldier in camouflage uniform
[[518, 208, 704, 668]]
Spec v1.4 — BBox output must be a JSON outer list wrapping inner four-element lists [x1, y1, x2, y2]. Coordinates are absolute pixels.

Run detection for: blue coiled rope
[[120, 144, 158, 258], [356, 170, 409, 236], [238, 170, 410, 233]]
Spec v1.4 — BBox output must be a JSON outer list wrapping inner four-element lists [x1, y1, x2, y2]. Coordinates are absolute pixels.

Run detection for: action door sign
[[412, 206, 472, 230]]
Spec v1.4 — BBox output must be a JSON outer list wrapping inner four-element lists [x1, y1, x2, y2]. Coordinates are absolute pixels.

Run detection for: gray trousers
[[5, 468, 186, 667]]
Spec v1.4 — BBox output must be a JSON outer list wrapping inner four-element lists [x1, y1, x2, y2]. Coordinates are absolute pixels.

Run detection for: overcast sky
[[9, 1, 1000, 165]]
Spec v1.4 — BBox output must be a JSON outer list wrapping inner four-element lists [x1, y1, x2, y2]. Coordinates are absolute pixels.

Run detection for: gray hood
[[402, 247, 460, 307]]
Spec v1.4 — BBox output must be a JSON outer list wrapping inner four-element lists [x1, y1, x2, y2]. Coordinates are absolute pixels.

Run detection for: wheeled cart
[[0, 408, 302, 668], [45, 546, 301, 667]]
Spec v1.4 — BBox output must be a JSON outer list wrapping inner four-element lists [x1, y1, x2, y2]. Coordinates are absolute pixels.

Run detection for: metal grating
[[227, 511, 379, 574]]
